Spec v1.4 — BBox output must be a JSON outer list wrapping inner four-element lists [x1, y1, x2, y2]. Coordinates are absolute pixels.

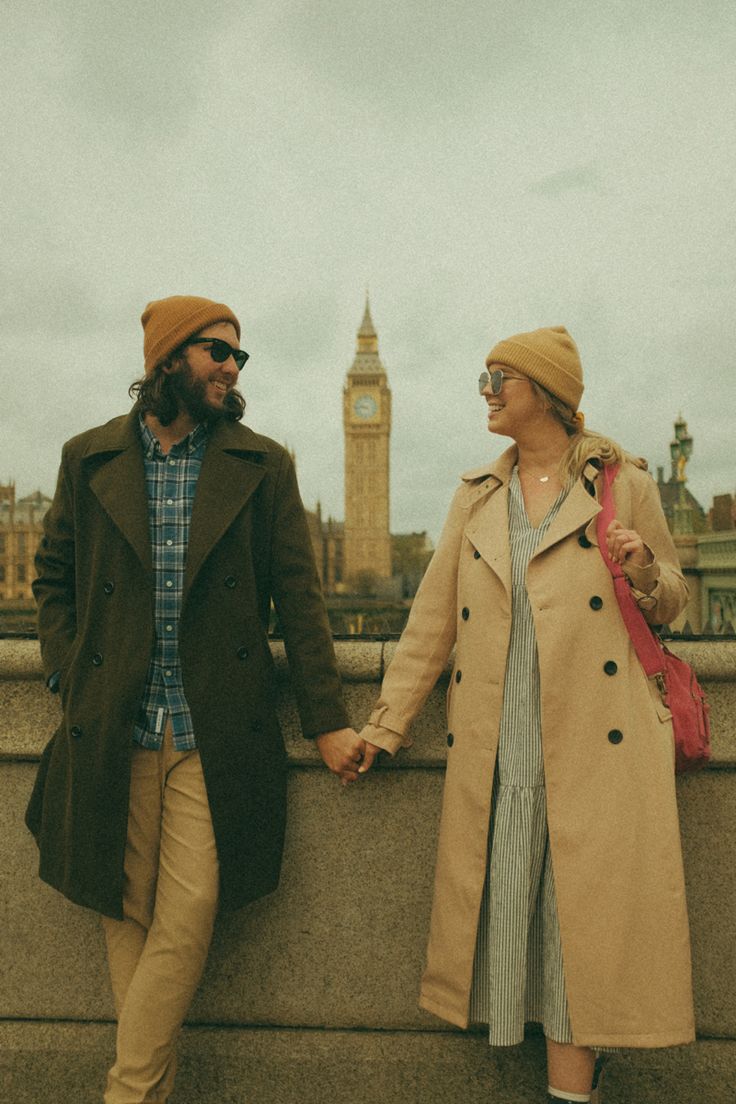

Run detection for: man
[[26, 295, 366, 1103]]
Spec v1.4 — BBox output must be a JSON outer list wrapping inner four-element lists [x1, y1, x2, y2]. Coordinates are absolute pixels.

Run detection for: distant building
[[0, 485, 52, 605], [653, 417, 736, 634]]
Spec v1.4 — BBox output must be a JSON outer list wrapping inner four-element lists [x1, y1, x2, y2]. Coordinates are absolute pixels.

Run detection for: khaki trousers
[[101, 726, 220, 1104]]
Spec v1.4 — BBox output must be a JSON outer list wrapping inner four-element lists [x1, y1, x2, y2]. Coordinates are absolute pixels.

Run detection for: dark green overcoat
[[26, 410, 349, 919]]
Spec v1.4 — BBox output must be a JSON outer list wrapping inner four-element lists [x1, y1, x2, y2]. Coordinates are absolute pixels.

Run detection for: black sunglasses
[[183, 337, 249, 371]]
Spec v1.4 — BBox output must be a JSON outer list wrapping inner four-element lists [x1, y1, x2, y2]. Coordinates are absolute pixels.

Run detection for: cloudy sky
[[3, 0, 735, 541]]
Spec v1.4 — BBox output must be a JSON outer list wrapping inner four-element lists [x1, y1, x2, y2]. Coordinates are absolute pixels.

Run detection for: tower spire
[[353, 293, 381, 363]]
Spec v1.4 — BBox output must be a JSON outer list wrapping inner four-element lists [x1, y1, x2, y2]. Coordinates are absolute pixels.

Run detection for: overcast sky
[[3, 0, 735, 542]]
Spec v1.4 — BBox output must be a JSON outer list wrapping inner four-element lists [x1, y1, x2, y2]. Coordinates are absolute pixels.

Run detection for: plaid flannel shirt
[[132, 416, 208, 750]]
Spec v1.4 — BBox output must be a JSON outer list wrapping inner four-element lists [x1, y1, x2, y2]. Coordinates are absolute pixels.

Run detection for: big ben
[[343, 297, 392, 584]]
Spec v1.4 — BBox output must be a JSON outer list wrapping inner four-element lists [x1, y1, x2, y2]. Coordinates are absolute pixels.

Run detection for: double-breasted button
[[589, 595, 603, 611], [578, 534, 592, 549], [608, 729, 623, 744], [604, 660, 618, 676], [236, 646, 249, 660], [461, 607, 470, 620], [70, 725, 83, 739], [91, 653, 103, 667], [455, 670, 462, 683], [224, 575, 237, 589], [103, 580, 115, 595], [473, 550, 481, 559], [447, 732, 454, 747]]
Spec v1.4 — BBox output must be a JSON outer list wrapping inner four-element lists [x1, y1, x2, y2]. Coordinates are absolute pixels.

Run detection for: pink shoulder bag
[[596, 463, 711, 773]]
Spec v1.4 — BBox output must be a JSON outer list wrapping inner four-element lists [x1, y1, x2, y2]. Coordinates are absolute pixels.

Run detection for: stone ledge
[[1, 637, 734, 766], [0, 1021, 732, 1104]]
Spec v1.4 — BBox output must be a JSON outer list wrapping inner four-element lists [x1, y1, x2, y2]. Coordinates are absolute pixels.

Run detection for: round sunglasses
[[183, 337, 249, 371], [477, 368, 527, 395]]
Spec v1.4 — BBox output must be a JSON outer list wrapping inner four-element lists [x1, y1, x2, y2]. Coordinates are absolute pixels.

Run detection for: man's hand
[[315, 728, 366, 787]]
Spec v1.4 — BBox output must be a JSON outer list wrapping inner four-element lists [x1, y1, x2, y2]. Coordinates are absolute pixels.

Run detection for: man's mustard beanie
[[486, 325, 583, 411], [141, 295, 241, 376]]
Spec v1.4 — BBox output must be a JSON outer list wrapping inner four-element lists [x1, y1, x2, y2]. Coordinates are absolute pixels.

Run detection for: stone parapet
[[1, 636, 735, 1102]]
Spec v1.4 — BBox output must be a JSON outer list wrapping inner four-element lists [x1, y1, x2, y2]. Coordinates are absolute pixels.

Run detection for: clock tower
[[343, 297, 392, 585]]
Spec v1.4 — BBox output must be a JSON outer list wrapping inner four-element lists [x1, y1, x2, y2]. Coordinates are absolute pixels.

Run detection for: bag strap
[[595, 463, 665, 678]]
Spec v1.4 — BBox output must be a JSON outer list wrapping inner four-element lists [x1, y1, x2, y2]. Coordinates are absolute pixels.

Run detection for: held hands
[[315, 728, 382, 787], [605, 519, 653, 568]]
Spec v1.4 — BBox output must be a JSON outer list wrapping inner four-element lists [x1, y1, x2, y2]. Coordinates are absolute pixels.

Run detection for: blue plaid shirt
[[133, 416, 208, 751]]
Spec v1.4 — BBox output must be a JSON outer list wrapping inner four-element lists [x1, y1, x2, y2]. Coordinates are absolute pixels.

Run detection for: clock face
[[353, 394, 378, 420]]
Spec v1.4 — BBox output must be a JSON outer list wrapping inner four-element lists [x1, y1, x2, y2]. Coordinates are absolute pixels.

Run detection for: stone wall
[[1, 637, 735, 1104]]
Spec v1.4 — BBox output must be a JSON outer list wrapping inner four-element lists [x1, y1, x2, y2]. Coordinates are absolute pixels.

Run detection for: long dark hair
[[129, 351, 246, 426]]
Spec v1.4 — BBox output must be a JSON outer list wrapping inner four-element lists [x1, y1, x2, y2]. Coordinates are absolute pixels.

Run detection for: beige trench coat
[[363, 446, 694, 1048]]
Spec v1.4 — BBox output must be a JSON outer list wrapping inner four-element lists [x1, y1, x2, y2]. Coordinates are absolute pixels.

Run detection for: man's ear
[[160, 354, 182, 377]]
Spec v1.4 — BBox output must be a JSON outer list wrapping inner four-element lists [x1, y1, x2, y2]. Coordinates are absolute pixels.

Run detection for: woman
[[357, 326, 694, 1103]]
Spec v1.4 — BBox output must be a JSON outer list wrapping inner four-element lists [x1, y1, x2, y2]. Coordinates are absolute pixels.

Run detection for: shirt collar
[[138, 414, 208, 460]]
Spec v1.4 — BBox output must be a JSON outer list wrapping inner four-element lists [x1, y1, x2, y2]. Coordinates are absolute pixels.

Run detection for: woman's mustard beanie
[[486, 325, 583, 411], [141, 295, 241, 375]]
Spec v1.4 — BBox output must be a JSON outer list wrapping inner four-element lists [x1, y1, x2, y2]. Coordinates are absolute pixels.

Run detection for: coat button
[[578, 534, 592, 549], [447, 732, 454, 747], [604, 660, 618, 676], [224, 575, 237, 588], [91, 653, 103, 666], [473, 550, 481, 559], [236, 646, 249, 660], [70, 725, 83, 739], [608, 729, 623, 744], [455, 670, 462, 683], [103, 580, 115, 595], [589, 596, 603, 610], [461, 607, 470, 620]]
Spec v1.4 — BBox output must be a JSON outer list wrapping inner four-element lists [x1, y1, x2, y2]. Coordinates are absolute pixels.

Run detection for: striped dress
[[469, 466, 573, 1046]]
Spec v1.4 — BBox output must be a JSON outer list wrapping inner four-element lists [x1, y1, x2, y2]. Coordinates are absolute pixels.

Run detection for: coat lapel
[[85, 413, 151, 574], [530, 462, 602, 561], [462, 446, 516, 595], [183, 421, 268, 601]]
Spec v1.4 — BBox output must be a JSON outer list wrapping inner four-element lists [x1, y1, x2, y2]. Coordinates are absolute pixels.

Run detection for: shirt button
[[103, 580, 115, 595], [166, 539, 173, 546], [608, 729, 623, 744], [91, 653, 103, 666], [589, 596, 603, 610], [167, 498, 173, 505], [166, 625, 173, 632], [168, 459, 176, 466], [455, 670, 462, 683], [604, 660, 618, 676], [447, 732, 454, 747], [461, 607, 470, 620], [165, 669, 172, 677], [237, 646, 249, 660], [224, 575, 237, 588], [166, 580, 173, 588], [473, 550, 481, 560], [70, 725, 83, 739]]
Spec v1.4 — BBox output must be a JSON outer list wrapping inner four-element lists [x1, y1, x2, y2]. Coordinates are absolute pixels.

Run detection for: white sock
[[548, 1089, 591, 1103]]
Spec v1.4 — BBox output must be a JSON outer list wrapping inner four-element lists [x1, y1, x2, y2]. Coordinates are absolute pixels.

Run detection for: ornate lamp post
[[670, 415, 694, 534]]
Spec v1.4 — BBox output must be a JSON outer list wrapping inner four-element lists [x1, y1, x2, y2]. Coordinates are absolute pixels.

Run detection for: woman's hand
[[605, 519, 654, 568], [358, 741, 383, 775]]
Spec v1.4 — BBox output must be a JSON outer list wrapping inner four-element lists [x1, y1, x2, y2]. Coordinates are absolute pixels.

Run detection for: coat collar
[[462, 448, 603, 593], [82, 410, 269, 591]]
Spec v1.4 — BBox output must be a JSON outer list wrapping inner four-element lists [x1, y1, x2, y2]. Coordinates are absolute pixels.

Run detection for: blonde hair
[[529, 381, 646, 483]]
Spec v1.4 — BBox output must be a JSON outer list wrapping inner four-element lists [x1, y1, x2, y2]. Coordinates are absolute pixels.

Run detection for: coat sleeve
[[33, 443, 78, 682], [268, 450, 350, 739], [361, 485, 466, 756], [620, 466, 689, 627]]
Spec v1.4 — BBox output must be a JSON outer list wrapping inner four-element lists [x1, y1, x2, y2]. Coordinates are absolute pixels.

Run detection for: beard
[[169, 361, 244, 425]]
